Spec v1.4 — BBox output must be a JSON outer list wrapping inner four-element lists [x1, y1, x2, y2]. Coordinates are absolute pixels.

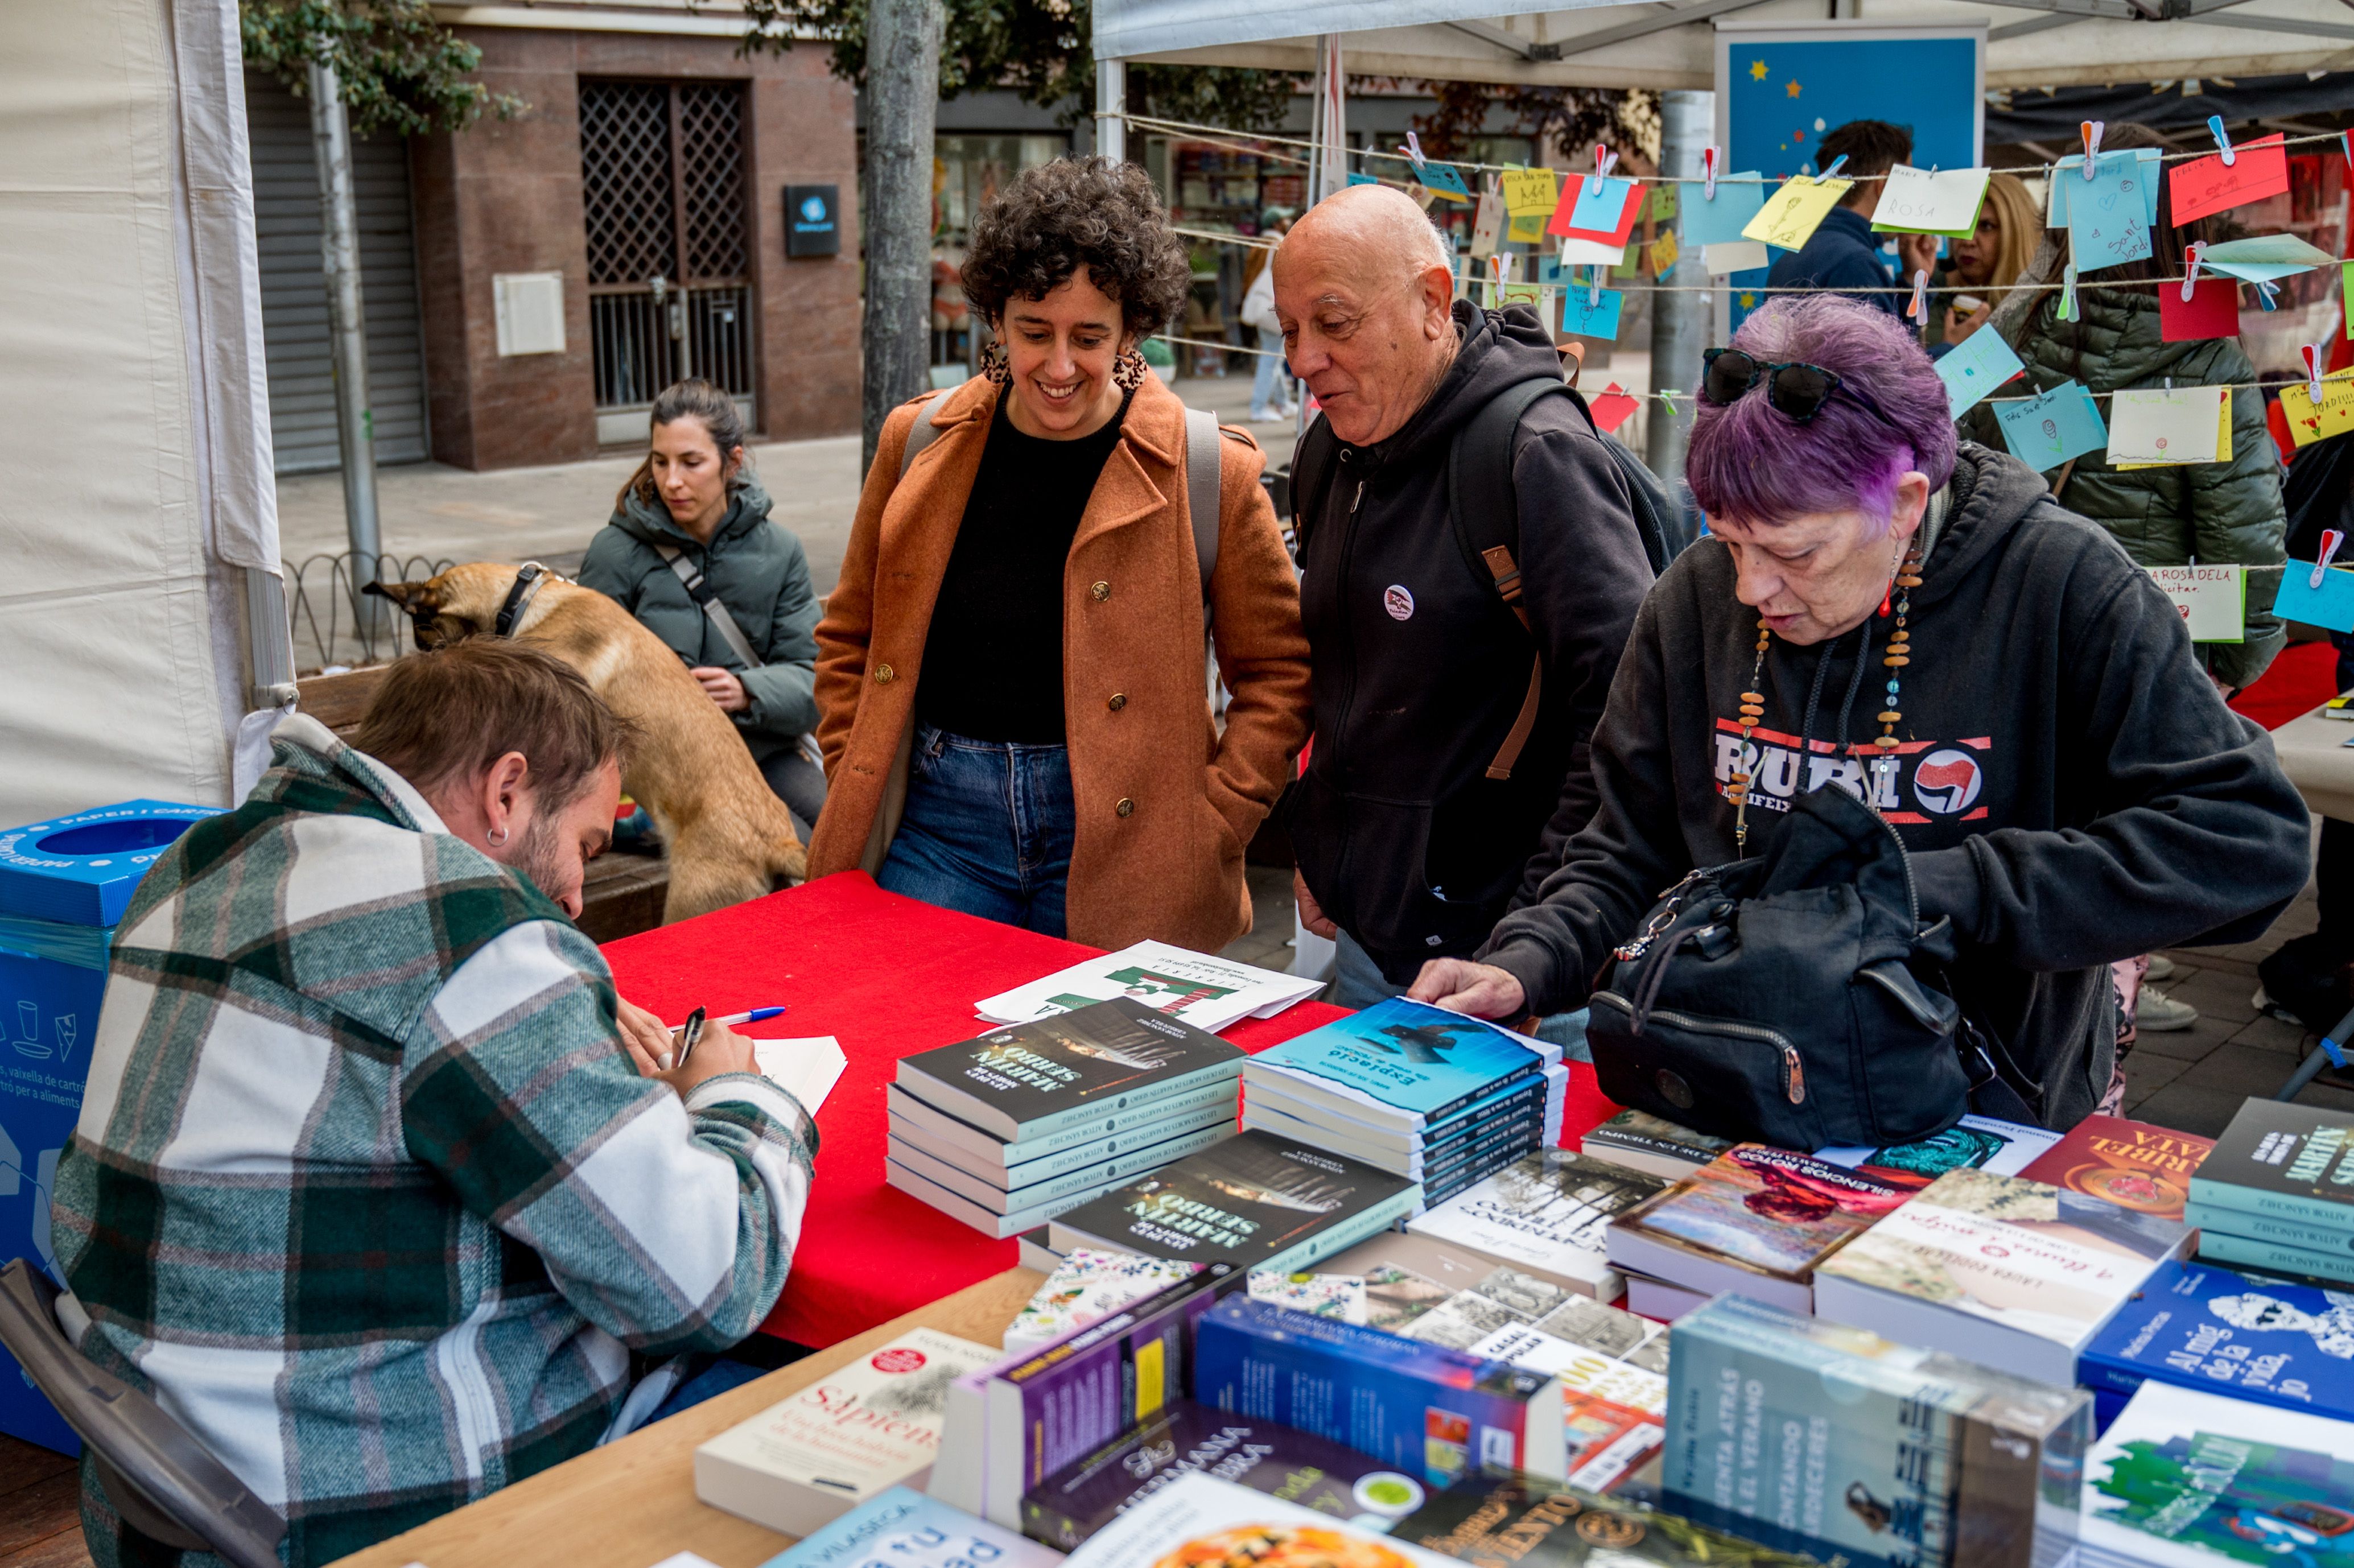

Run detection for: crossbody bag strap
[[652, 542, 764, 670], [1182, 405, 1226, 635], [897, 390, 950, 478], [1450, 376, 1562, 782]]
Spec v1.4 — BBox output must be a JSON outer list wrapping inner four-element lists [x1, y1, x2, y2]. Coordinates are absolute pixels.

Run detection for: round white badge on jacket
[[1384, 584, 1415, 621]]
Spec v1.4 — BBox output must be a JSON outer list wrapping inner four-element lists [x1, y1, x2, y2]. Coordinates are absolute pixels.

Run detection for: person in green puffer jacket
[[1960, 128, 2287, 698], [579, 379, 826, 836]]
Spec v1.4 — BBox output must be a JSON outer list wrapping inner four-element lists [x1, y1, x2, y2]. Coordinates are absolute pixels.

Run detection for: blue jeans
[[877, 723, 1077, 936], [1333, 931, 1590, 1062], [1251, 340, 1292, 418]]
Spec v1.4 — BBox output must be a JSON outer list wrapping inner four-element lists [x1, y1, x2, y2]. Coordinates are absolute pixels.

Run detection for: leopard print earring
[[979, 339, 1011, 386], [1112, 349, 1149, 392]]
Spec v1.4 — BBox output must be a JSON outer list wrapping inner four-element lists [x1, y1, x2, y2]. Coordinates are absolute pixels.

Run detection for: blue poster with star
[[1714, 25, 1984, 334]]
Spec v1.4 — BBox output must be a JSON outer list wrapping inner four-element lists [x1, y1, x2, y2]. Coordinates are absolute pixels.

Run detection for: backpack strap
[[897, 390, 950, 478], [1448, 375, 1564, 781], [652, 542, 763, 669], [1183, 406, 1225, 632], [1288, 414, 1339, 562]]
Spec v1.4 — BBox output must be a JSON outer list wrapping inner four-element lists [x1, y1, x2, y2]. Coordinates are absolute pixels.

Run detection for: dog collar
[[495, 562, 549, 638]]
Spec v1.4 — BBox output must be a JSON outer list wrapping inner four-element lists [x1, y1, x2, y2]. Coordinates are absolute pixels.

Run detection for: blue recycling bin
[[0, 798, 219, 1453]]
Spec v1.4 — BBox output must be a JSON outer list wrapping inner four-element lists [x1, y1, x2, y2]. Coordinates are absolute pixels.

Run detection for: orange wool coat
[[807, 373, 1313, 951]]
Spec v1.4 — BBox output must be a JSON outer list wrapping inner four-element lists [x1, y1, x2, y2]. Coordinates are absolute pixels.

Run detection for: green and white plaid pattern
[[51, 715, 815, 1567]]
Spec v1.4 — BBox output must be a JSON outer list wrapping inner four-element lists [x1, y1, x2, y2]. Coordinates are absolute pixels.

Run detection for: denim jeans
[[877, 723, 1077, 936], [1250, 343, 1292, 418], [1332, 931, 1590, 1062]]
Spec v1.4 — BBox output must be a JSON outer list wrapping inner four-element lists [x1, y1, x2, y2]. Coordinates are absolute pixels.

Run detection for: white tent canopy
[[1095, 0, 2354, 90], [0, 0, 287, 830]]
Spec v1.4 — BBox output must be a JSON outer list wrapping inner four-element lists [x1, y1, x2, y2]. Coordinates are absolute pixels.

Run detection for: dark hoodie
[[1479, 443, 2311, 1130], [1285, 301, 1658, 984]]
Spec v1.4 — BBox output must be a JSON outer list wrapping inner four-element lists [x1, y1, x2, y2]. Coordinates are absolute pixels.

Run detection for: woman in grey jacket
[[578, 379, 826, 835]]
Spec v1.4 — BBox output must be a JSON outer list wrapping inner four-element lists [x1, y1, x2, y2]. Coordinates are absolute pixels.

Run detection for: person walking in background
[[809, 156, 1310, 949], [1272, 182, 1656, 1022], [1956, 123, 2289, 1033], [1242, 211, 1296, 424], [1931, 172, 2040, 354], [1766, 119, 1941, 320], [579, 379, 826, 838]]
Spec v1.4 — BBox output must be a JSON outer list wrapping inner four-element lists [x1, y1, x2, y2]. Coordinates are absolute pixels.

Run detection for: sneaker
[[2252, 983, 2308, 1026], [2135, 987, 2200, 1032], [2143, 953, 2177, 982]]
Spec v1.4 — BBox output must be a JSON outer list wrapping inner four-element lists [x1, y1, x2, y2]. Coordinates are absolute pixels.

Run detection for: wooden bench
[[293, 665, 671, 943]]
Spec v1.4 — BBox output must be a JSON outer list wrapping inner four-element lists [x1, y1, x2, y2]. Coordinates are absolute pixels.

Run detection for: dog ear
[[367, 579, 439, 614]]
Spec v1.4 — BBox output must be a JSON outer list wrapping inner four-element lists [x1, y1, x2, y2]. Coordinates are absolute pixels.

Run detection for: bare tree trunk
[[861, 0, 943, 471]]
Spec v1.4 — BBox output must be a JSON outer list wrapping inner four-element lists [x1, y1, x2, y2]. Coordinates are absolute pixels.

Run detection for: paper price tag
[[2169, 132, 2289, 226], [1993, 379, 2108, 470], [2108, 386, 2226, 465], [1502, 167, 1561, 216], [1871, 165, 1991, 237], [2145, 565, 2245, 642], [2280, 367, 2354, 449], [1742, 175, 1853, 250]]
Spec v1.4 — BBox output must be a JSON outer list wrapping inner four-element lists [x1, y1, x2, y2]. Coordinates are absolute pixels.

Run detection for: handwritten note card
[[1936, 327, 2026, 419], [1551, 181, 1647, 244], [1559, 238, 1629, 267], [1993, 379, 2108, 469], [1648, 232, 1680, 276], [2116, 394, 2232, 471], [2275, 563, 2354, 634], [2108, 386, 2226, 466], [1559, 287, 1625, 341], [1564, 176, 1633, 230], [1681, 175, 1766, 248], [1419, 161, 1471, 202], [2067, 152, 2153, 274], [1470, 191, 1503, 258], [2169, 133, 2290, 226], [2047, 149, 2161, 227], [1647, 184, 1679, 223], [1499, 282, 1544, 310], [1742, 175, 1853, 251], [2280, 368, 2354, 449], [1872, 165, 1991, 237], [1503, 167, 1561, 217], [2146, 566, 2246, 642]]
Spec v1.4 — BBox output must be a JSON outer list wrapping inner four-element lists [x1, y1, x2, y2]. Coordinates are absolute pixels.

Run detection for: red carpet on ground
[[2231, 639, 2339, 731]]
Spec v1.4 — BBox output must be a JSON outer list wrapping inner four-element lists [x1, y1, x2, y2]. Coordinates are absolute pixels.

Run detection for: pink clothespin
[[2080, 120, 2104, 181], [1401, 131, 1428, 173], [2206, 115, 2235, 166], [2307, 343, 2328, 406], [1702, 146, 1720, 201], [1586, 143, 1619, 198], [2181, 240, 2207, 302], [2313, 528, 2344, 590], [1907, 269, 1928, 322]]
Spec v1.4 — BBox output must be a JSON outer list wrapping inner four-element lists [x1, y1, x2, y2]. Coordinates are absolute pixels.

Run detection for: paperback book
[[2078, 1258, 2354, 1419], [1577, 1109, 1733, 1182], [976, 940, 1323, 1034], [2187, 1099, 2354, 1234], [2018, 1113, 2213, 1221], [1046, 1129, 1419, 1275], [1240, 1085, 1546, 1177], [1605, 1145, 1908, 1314], [1057, 1472, 1458, 1568], [756, 1486, 1060, 1568], [695, 1328, 999, 1537], [895, 997, 1244, 1143], [1813, 1167, 2194, 1388], [1003, 1248, 1203, 1359], [1242, 997, 1552, 1133], [1407, 1149, 1667, 1301], [1394, 1470, 1836, 1567], [887, 1076, 1240, 1171], [1813, 1113, 2063, 1190], [885, 1158, 1130, 1240], [887, 1120, 1235, 1216]]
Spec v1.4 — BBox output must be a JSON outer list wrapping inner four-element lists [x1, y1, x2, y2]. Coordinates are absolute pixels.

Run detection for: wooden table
[[329, 1268, 1043, 1568]]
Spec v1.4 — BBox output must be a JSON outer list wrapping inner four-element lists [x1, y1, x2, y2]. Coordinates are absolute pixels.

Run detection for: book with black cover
[[1393, 1472, 1833, 1566], [896, 997, 1244, 1142], [1047, 1129, 1419, 1274], [2187, 1099, 2354, 1235]]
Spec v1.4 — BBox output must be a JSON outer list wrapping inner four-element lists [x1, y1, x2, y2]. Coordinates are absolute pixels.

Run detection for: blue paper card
[[1936, 326, 2026, 418], [2047, 148, 2162, 228], [1994, 378, 2108, 469], [1418, 160, 1471, 200], [1347, 172, 1379, 187], [1567, 176, 1635, 233], [1537, 254, 1568, 287], [1559, 286, 1625, 340], [1680, 176, 1767, 247], [2275, 561, 2354, 633], [2067, 153, 2153, 273]]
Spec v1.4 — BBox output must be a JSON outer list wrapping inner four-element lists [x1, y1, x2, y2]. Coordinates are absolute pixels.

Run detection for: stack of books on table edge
[[885, 997, 1245, 1238], [1239, 996, 1565, 1209], [2186, 1098, 2354, 1287], [1404, 1148, 1664, 1305]]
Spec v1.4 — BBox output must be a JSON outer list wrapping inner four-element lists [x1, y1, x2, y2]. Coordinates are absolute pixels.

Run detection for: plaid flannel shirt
[[50, 715, 816, 1567]]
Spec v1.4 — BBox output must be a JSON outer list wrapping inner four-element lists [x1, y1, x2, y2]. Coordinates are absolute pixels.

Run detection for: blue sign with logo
[[785, 184, 840, 258]]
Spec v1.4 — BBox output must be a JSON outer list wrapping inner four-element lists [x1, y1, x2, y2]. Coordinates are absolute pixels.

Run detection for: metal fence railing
[[283, 551, 455, 675]]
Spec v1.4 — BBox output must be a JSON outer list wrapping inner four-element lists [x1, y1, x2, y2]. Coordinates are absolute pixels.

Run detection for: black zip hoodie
[[1285, 301, 1657, 984], [1480, 443, 2311, 1130]]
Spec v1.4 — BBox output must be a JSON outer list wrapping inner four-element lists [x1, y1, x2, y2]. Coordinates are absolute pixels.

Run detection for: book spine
[[2183, 1200, 2354, 1254], [1259, 1192, 1420, 1277], [2070, 1352, 2149, 1402], [1420, 1134, 1545, 1211], [902, 1059, 1242, 1144], [1247, 1060, 1540, 1133], [2196, 1229, 2354, 1285], [1582, 1127, 1721, 1166], [2186, 1175, 2354, 1237]]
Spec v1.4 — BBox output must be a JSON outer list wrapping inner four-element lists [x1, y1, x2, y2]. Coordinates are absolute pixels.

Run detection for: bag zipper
[[1593, 992, 1808, 1104]]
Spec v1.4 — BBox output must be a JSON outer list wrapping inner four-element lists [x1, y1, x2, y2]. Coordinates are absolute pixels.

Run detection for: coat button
[[1091, 581, 1111, 602], [874, 663, 894, 683], [1108, 693, 1127, 711], [1115, 797, 1135, 818]]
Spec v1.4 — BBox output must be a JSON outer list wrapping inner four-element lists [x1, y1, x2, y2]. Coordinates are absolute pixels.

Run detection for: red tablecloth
[[601, 871, 1619, 1348]]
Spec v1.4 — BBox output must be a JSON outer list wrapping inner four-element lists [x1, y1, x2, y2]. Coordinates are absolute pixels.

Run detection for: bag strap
[[652, 541, 763, 670], [1449, 375, 1561, 782], [1183, 406, 1225, 633], [898, 389, 950, 478], [1288, 414, 1339, 562]]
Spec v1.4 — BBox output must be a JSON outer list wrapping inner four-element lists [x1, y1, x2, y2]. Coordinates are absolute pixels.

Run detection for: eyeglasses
[[1700, 348, 1903, 431]]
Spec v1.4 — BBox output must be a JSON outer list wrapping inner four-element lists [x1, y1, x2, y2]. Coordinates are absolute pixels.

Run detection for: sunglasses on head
[[1700, 348, 1902, 431]]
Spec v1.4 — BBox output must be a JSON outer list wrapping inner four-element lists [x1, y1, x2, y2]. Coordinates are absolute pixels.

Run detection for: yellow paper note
[[1499, 281, 1544, 308], [1506, 209, 1548, 245], [2282, 367, 2354, 448], [2117, 393, 2234, 469], [1648, 231, 1680, 276], [1741, 175, 1854, 251], [1502, 167, 1560, 217]]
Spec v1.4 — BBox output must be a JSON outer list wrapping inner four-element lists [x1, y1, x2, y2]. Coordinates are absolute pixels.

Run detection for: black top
[[917, 392, 1131, 743]]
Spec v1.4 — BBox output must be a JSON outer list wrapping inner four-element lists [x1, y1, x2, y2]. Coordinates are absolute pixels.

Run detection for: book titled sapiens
[[895, 996, 1243, 1142]]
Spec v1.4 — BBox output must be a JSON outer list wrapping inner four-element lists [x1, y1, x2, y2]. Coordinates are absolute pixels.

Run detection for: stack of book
[[974, 939, 1323, 1033], [1576, 1108, 1731, 1182], [1390, 1470, 1837, 1567], [1604, 1144, 1906, 1319], [1405, 1148, 1665, 1305], [1238, 997, 1565, 1208], [885, 998, 1244, 1237], [1001, 1248, 1202, 1357], [2186, 1099, 2354, 1285]]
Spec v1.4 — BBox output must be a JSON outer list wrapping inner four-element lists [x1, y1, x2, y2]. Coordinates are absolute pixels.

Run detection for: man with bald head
[[1273, 183, 1655, 1016]]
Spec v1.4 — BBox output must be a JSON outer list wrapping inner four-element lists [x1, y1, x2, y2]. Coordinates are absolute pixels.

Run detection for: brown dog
[[366, 563, 806, 922]]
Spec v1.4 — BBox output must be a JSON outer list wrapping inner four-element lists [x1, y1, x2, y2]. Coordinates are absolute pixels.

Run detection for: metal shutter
[[245, 69, 428, 473]]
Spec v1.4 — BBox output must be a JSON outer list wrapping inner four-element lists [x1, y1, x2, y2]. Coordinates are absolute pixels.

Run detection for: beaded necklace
[[1726, 535, 1926, 855]]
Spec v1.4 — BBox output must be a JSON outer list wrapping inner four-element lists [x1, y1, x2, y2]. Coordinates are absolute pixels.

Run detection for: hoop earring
[[487, 826, 510, 848], [979, 340, 1011, 386]]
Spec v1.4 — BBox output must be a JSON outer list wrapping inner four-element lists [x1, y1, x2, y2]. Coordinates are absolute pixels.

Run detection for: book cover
[[2081, 1380, 2354, 1567], [1247, 1269, 1367, 1322], [1616, 1145, 1907, 1279], [1057, 1472, 1459, 1568], [1407, 1150, 1666, 1294], [1394, 1470, 1837, 1566], [2079, 1258, 2354, 1419], [2019, 1114, 2213, 1221], [2189, 1099, 2354, 1234], [1816, 1168, 2193, 1361], [1193, 1294, 1566, 1486], [2196, 1228, 2354, 1288], [1004, 1248, 1203, 1358], [1019, 1399, 1428, 1549], [897, 997, 1244, 1141], [1815, 1114, 2064, 1191], [1243, 997, 1545, 1131], [695, 1329, 999, 1536], [758, 1486, 1060, 1568], [1578, 1109, 1733, 1179], [1048, 1129, 1417, 1272], [977, 940, 1323, 1035], [1557, 1389, 1665, 1493], [1468, 1321, 1669, 1414]]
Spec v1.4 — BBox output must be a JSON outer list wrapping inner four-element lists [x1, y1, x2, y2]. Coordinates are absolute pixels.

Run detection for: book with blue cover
[[758, 1486, 1059, 1568], [2079, 1258, 2354, 1418], [1242, 997, 1547, 1132]]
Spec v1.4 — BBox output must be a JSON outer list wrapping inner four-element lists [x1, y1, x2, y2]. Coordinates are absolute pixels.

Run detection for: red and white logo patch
[[1384, 584, 1415, 621], [1713, 720, 1992, 825], [1911, 749, 1984, 815], [870, 1347, 927, 1375]]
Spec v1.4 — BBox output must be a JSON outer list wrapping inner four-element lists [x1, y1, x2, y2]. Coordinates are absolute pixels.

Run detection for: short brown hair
[[960, 156, 1193, 345], [348, 640, 637, 810], [1818, 119, 1913, 182]]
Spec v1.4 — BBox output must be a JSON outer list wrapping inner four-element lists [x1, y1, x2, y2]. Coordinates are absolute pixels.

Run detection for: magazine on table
[[975, 939, 1324, 1034]]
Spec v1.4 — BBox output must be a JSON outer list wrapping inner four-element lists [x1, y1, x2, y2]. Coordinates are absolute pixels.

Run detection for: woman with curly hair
[[807, 157, 1311, 946]]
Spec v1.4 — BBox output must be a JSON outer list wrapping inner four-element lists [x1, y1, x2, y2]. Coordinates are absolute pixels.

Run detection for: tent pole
[[1646, 88, 1713, 483], [1098, 58, 1127, 162], [305, 46, 384, 637]]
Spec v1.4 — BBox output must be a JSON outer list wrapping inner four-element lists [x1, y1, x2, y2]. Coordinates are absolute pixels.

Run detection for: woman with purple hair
[[1411, 295, 2308, 1130]]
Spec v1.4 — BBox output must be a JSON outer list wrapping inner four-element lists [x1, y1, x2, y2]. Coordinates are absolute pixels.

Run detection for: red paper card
[[1590, 382, 1640, 433], [2159, 276, 2241, 342], [2168, 133, 2289, 226], [1548, 180, 1648, 245]]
